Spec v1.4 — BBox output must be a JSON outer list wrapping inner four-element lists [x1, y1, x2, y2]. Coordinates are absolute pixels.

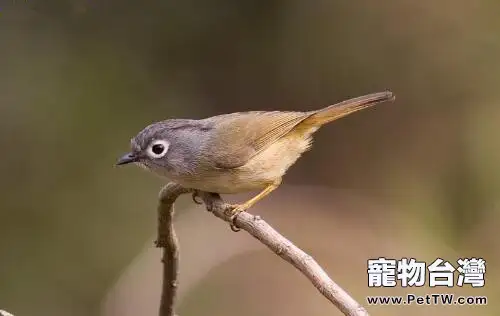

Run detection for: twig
[[155, 183, 369, 316], [198, 191, 369, 316], [155, 183, 193, 316]]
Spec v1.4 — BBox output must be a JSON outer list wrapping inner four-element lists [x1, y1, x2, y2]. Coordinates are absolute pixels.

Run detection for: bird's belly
[[171, 135, 313, 194], [174, 171, 269, 194]]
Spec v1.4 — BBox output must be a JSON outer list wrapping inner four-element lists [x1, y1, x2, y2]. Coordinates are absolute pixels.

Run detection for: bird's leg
[[227, 178, 282, 231]]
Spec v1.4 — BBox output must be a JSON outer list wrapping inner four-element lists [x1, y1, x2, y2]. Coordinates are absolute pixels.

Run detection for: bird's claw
[[230, 221, 240, 232], [226, 205, 246, 232], [192, 191, 203, 205]]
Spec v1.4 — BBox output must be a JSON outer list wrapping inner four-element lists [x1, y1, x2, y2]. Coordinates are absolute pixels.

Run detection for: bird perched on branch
[[117, 91, 395, 228]]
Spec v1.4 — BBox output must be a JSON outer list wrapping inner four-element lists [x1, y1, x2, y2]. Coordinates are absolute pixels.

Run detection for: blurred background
[[0, 0, 499, 315]]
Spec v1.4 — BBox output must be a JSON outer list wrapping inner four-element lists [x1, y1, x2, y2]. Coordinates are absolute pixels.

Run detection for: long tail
[[303, 91, 395, 127]]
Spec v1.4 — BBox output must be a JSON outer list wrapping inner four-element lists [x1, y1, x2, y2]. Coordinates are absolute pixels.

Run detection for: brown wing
[[205, 111, 310, 169]]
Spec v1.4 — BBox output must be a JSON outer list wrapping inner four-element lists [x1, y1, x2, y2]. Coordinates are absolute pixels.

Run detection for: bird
[[117, 91, 395, 224]]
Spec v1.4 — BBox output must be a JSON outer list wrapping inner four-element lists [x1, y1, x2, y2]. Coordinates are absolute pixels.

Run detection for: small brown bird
[[117, 91, 395, 220]]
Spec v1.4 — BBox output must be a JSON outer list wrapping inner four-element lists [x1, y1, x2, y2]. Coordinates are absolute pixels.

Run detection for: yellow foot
[[223, 179, 282, 232], [225, 204, 249, 232]]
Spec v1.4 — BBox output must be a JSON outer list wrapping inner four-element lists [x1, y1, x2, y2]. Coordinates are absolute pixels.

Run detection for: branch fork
[[155, 182, 369, 316]]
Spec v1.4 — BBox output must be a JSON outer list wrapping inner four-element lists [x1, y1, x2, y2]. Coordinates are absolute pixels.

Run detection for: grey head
[[116, 119, 212, 178]]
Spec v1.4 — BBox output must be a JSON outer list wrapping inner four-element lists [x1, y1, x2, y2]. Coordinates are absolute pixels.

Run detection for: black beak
[[116, 152, 138, 166]]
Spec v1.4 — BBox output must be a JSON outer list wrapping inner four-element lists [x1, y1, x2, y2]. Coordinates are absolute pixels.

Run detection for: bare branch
[[155, 183, 193, 316], [198, 191, 370, 316], [155, 183, 369, 316]]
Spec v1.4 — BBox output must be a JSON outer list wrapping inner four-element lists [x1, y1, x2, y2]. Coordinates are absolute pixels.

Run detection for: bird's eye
[[147, 140, 169, 158], [152, 144, 164, 155]]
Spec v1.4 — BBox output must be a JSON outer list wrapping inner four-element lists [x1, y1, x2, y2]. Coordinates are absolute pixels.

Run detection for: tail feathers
[[304, 91, 395, 126]]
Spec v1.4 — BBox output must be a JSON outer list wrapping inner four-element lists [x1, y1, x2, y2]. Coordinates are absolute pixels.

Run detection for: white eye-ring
[[147, 139, 169, 159]]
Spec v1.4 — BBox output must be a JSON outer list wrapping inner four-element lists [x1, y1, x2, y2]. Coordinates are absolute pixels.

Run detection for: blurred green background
[[1, 1, 499, 315]]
